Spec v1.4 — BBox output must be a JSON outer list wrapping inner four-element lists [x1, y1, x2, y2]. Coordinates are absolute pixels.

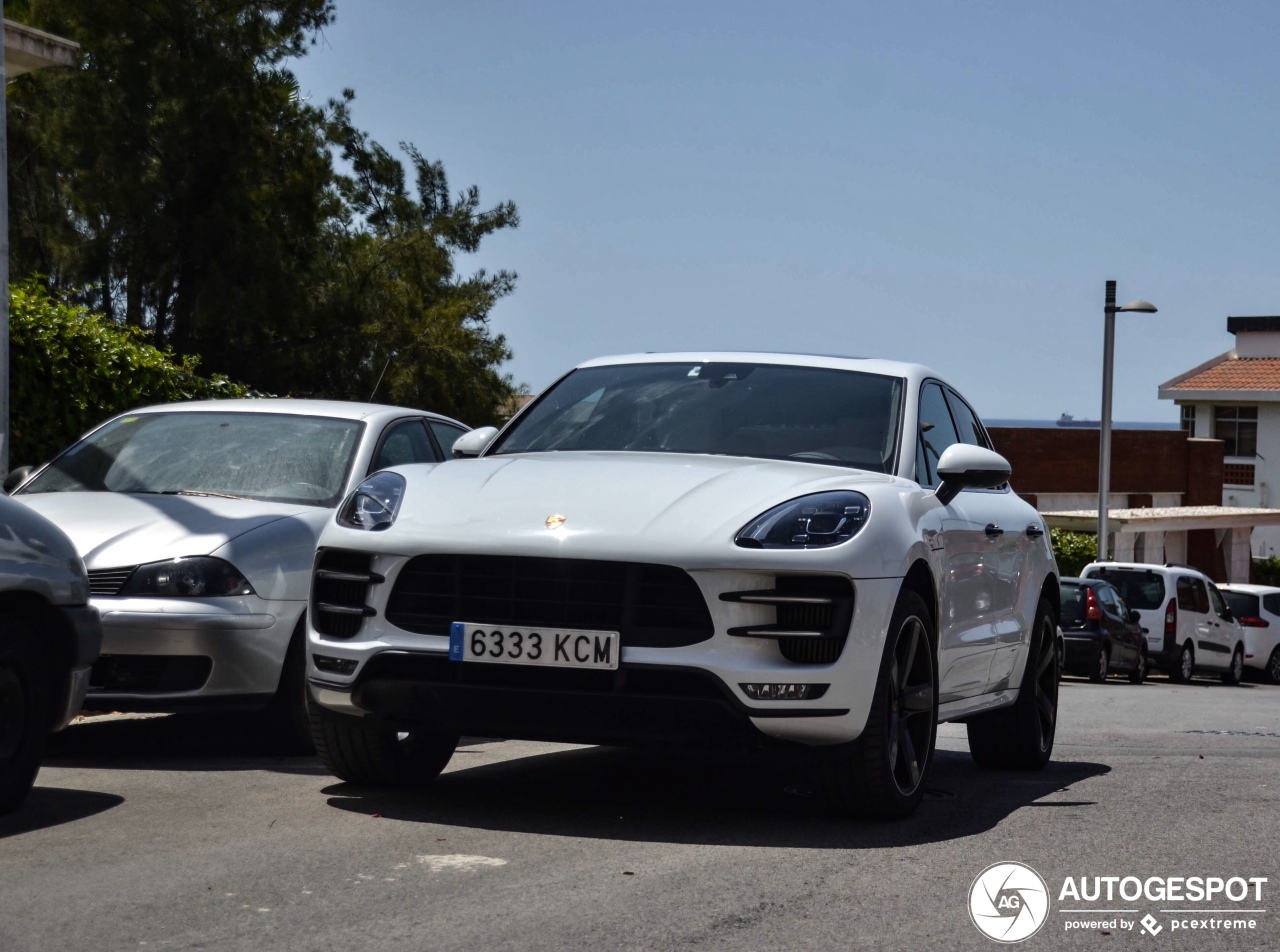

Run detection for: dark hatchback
[[1060, 577, 1149, 683]]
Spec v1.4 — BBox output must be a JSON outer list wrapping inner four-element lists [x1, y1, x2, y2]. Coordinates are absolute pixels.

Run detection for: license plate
[[449, 622, 620, 670]]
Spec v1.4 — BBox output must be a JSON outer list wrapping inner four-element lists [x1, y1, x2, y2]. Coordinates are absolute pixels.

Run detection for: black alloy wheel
[[814, 588, 937, 819], [887, 614, 936, 795], [967, 599, 1058, 771]]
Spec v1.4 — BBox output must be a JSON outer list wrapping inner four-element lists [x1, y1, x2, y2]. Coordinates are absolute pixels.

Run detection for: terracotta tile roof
[[1166, 356, 1280, 391]]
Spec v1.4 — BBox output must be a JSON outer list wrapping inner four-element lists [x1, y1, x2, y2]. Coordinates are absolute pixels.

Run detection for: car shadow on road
[[43, 713, 331, 775], [0, 787, 124, 839], [322, 743, 1111, 848]]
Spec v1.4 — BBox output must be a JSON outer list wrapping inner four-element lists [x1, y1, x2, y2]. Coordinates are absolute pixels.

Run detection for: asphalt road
[[2, 674, 1278, 952]]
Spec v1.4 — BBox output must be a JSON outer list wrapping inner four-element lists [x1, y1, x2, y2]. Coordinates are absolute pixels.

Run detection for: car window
[[1177, 576, 1210, 615], [1084, 567, 1165, 610], [917, 383, 960, 489], [1222, 590, 1258, 620], [1096, 585, 1119, 613], [20, 411, 364, 507], [490, 362, 905, 473], [1207, 584, 1233, 621], [1059, 583, 1087, 627], [429, 421, 470, 458], [372, 420, 436, 472], [1264, 593, 1280, 616], [944, 389, 990, 448]]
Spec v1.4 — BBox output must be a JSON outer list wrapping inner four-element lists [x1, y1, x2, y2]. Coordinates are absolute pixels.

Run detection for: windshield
[[1084, 568, 1166, 611], [491, 362, 904, 471], [21, 411, 365, 507]]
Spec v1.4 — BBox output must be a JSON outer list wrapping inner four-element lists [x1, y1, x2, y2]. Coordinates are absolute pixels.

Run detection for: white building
[[1159, 316, 1280, 557]]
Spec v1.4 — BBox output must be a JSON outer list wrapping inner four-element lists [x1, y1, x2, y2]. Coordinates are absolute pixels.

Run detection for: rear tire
[[967, 597, 1058, 771], [1088, 644, 1109, 683], [1169, 642, 1194, 683], [1128, 649, 1147, 685], [310, 701, 458, 787], [1222, 645, 1244, 686], [814, 589, 936, 820], [1268, 647, 1280, 685], [0, 618, 52, 814]]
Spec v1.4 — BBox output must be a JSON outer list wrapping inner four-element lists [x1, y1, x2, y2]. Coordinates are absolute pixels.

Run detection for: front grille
[[312, 550, 383, 638], [384, 555, 714, 648], [87, 567, 137, 596]]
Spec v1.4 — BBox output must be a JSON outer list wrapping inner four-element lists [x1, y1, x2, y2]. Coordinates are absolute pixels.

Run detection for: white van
[[1080, 562, 1246, 684]]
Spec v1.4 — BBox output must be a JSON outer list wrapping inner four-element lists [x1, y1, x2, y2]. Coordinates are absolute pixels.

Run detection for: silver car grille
[[87, 567, 138, 596]]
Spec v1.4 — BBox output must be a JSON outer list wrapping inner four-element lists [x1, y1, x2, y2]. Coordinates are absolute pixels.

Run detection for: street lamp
[[1097, 279, 1158, 559]]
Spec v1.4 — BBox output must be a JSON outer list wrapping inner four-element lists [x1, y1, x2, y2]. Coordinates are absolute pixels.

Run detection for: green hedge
[[10, 279, 256, 465], [1051, 527, 1097, 578]]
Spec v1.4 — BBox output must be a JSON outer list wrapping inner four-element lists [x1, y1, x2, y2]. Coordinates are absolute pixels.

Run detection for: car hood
[[385, 452, 897, 558], [14, 492, 319, 569]]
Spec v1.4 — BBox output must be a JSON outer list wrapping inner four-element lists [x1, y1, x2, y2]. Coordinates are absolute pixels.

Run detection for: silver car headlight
[[735, 491, 871, 549], [338, 472, 406, 531], [120, 557, 254, 597]]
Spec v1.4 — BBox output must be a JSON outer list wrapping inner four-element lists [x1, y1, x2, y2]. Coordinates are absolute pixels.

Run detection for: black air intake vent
[[384, 555, 714, 648], [721, 575, 855, 664], [312, 550, 383, 639], [88, 567, 137, 596]]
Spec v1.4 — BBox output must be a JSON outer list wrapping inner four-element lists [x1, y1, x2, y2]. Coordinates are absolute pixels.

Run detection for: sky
[[290, 0, 1280, 423]]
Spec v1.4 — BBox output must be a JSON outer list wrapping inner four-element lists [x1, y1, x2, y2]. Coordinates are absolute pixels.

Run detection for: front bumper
[[308, 559, 906, 748], [310, 652, 850, 750], [84, 595, 304, 711]]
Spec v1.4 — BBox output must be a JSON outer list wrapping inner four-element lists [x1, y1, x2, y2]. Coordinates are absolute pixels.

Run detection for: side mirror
[[1128, 609, 1141, 624], [934, 445, 1012, 506], [451, 426, 499, 459], [3, 465, 34, 494]]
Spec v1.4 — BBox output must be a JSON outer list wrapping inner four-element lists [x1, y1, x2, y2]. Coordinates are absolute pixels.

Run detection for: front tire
[[259, 617, 314, 754], [1088, 644, 1109, 683], [1128, 649, 1147, 685], [815, 589, 937, 819], [967, 597, 1058, 771], [310, 701, 458, 787], [0, 618, 52, 814], [1222, 645, 1244, 686]]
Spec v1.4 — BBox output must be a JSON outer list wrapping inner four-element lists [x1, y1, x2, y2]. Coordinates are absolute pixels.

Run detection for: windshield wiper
[[161, 489, 254, 501]]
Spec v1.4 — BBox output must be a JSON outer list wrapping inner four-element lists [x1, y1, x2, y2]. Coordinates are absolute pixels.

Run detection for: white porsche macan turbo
[[307, 353, 1062, 818]]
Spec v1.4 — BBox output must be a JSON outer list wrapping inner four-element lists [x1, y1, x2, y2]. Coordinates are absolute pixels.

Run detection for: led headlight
[[120, 557, 254, 597], [338, 471, 406, 531], [735, 491, 871, 549]]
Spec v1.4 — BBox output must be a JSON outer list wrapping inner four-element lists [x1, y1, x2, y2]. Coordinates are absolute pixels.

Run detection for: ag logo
[[968, 861, 1050, 943]]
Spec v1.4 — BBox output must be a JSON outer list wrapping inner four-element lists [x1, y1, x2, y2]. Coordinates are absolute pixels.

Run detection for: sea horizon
[[988, 418, 1180, 430]]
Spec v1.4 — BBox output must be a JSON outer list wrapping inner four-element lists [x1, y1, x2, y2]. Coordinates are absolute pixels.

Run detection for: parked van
[[1080, 562, 1246, 684]]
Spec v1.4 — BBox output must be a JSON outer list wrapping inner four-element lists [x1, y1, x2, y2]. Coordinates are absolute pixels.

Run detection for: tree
[[7, 1, 519, 424]]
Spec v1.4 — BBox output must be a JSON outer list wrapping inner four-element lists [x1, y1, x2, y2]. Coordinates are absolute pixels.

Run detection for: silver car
[[12, 399, 469, 748]]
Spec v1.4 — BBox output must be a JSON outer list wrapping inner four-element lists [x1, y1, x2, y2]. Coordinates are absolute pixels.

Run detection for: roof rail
[[1164, 562, 1197, 570]]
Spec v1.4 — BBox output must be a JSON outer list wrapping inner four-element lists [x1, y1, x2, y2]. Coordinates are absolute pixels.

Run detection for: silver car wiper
[[161, 489, 254, 501]]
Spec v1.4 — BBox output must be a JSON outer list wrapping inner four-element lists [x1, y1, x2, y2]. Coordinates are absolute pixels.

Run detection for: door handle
[[985, 524, 1004, 537], [1025, 523, 1045, 538]]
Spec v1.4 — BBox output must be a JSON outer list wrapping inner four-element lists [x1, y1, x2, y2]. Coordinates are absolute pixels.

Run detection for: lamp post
[[1097, 280, 1158, 559]]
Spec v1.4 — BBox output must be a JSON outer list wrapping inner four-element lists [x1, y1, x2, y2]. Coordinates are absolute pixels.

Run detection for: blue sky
[[291, 0, 1280, 422]]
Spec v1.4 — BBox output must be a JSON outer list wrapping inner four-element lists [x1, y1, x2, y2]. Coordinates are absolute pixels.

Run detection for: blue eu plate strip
[[449, 622, 465, 661]]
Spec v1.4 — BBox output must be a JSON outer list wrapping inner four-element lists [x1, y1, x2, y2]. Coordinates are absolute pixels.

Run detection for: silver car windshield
[[21, 412, 365, 507], [491, 362, 904, 472]]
